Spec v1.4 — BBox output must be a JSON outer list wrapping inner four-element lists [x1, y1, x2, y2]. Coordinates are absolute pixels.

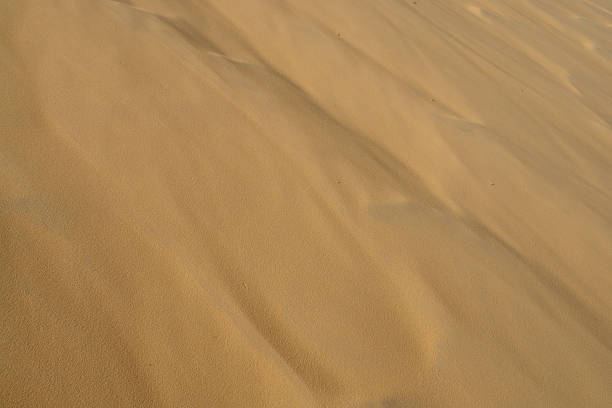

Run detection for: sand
[[2, 0, 612, 406]]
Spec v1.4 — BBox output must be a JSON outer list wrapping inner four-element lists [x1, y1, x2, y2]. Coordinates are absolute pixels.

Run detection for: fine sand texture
[[2, 0, 612, 407]]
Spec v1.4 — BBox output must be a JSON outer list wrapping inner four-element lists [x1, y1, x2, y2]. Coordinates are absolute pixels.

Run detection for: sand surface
[[2, 0, 612, 406]]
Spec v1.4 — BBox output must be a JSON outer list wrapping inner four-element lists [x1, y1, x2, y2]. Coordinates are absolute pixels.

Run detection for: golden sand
[[2, 1, 612, 406]]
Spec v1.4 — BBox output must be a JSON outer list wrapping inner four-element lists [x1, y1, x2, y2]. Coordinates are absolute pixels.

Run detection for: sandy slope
[[2, 0, 612, 406]]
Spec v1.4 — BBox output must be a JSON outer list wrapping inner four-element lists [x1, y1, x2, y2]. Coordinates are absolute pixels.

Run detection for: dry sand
[[2, 0, 612, 406]]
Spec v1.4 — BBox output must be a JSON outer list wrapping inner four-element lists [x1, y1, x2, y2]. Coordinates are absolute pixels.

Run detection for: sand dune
[[2, 0, 612, 406]]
